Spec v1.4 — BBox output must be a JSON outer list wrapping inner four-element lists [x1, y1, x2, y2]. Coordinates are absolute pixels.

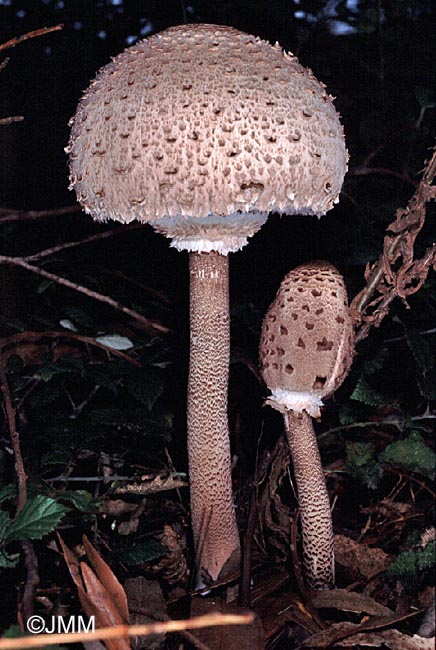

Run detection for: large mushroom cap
[[68, 24, 347, 252], [260, 261, 354, 417]]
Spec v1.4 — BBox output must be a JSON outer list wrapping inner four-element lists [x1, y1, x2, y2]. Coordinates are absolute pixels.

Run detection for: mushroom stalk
[[284, 409, 334, 589], [188, 251, 240, 586]]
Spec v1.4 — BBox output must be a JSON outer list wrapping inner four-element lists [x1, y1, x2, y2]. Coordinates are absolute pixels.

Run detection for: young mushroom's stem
[[188, 252, 240, 586], [284, 410, 334, 589]]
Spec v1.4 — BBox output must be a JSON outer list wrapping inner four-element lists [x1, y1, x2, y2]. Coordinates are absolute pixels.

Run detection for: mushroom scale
[[260, 261, 354, 589], [68, 23, 347, 253]]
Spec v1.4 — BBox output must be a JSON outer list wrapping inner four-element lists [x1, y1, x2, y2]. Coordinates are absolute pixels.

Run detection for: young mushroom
[[67, 24, 347, 587], [259, 261, 354, 589]]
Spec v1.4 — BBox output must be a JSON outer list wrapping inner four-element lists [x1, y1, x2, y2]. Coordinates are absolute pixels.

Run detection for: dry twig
[[0, 205, 81, 224], [0, 352, 27, 513], [0, 25, 63, 53], [0, 25, 63, 125], [23, 224, 143, 262], [0, 612, 255, 649], [20, 541, 40, 627]]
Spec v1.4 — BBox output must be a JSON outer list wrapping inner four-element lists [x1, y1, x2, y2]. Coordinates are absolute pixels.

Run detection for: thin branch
[[348, 165, 419, 188], [384, 327, 436, 343], [0, 613, 255, 649], [0, 24, 63, 53], [20, 541, 39, 627], [318, 412, 435, 440], [0, 331, 141, 367], [0, 205, 81, 224], [0, 352, 27, 513], [23, 224, 143, 262], [382, 466, 436, 499], [0, 255, 169, 335]]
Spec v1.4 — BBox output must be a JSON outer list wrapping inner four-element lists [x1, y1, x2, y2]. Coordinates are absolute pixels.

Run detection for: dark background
[[0, 2, 434, 629]]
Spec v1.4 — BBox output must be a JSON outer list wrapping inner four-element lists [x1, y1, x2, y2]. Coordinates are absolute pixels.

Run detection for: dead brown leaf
[[58, 534, 130, 650], [145, 524, 188, 585], [334, 534, 392, 579], [100, 499, 140, 517], [311, 589, 394, 617], [298, 611, 426, 648], [304, 628, 435, 649], [83, 536, 129, 623]]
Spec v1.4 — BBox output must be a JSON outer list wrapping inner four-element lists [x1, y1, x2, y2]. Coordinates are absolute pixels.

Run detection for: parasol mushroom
[[259, 261, 354, 589], [67, 24, 347, 587]]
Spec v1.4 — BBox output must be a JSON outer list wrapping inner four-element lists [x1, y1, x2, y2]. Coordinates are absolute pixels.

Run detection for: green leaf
[[414, 86, 436, 109], [350, 348, 390, 406], [36, 279, 54, 294], [405, 330, 436, 400], [28, 381, 62, 409], [346, 441, 373, 467], [4, 495, 69, 542], [338, 403, 356, 426], [40, 448, 73, 469], [361, 348, 389, 376], [62, 305, 96, 330], [0, 316, 26, 333], [417, 542, 436, 570], [117, 540, 166, 566], [1, 625, 66, 649], [126, 372, 164, 411], [345, 441, 381, 489], [387, 549, 417, 582], [0, 509, 11, 540], [6, 355, 24, 374], [57, 490, 95, 512], [1, 626, 23, 639], [0, 549, 20, 569], [379, 431, 436, 479], [387, 542, 435, 590], [39, 367, 55, 382], [0, 484, 16, 505], [351, 378, 387, 406]]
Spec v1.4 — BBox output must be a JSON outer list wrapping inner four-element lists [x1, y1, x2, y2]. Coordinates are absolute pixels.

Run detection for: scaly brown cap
[[260, 261, 354, 417], [67, 24, 347, 253]]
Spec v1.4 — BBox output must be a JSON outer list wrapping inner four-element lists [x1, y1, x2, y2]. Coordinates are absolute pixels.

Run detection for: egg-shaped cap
[[68, 24, 347, 253], [260, 261, 354, 417]]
